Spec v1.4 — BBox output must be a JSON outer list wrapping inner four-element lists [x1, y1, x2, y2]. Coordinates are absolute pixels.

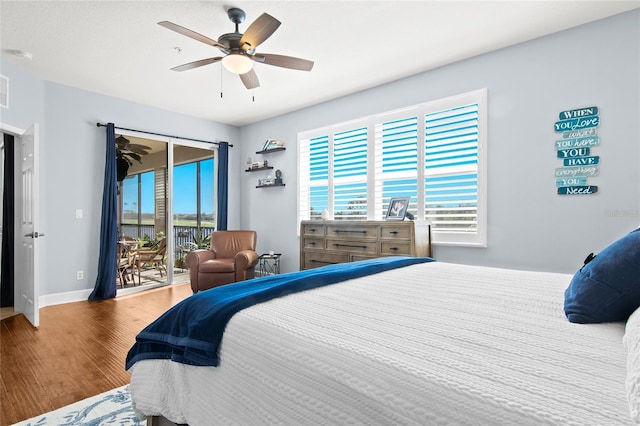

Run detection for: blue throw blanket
[[126, 256, 433, 369]]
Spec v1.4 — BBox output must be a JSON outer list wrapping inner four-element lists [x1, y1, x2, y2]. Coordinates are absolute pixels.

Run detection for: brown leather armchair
[[186, 230, 259, 293]]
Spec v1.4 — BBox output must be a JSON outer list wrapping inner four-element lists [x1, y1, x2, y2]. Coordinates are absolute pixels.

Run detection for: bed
[[127, 252, 640, 426]]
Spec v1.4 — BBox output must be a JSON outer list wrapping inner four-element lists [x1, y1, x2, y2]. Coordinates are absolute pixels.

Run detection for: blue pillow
[[564, 228, 640, 323]]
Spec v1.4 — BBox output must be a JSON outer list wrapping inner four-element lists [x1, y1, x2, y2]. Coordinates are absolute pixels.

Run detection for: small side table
[[258, 253, 281, 276]]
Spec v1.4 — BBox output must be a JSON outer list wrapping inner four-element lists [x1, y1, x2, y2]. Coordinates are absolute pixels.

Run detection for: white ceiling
[[1, 1, 638, 127]]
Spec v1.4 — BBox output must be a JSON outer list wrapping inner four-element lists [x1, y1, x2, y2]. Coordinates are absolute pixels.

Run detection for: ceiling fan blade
[[158, 21, 228, 51], [240, 13, 281, 51], [254, 53, 314, 71], [240, 69, 260, 90], [170, 57, 223, 72]]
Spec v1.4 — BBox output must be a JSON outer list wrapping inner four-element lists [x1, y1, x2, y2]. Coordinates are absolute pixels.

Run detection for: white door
[[15, 124, 40, 327]]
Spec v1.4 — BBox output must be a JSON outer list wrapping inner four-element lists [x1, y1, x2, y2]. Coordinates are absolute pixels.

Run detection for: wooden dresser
[[300, 220, 431, 270]]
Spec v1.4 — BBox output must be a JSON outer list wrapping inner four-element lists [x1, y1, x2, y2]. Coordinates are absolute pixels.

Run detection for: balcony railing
[[120, 224, 215, 259]]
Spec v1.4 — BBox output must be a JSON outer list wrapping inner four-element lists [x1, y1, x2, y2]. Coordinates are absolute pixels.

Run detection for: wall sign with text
[[554, 106, 599, 195]]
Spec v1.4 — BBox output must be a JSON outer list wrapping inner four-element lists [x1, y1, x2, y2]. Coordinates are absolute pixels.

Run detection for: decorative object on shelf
[[245, 160, 273, 172], [554, 106, 600, 196], [262, 139, 284, 151], [275, 169, 283, 185], [385, 197, 410, 221], [321, 208, 330, 220]]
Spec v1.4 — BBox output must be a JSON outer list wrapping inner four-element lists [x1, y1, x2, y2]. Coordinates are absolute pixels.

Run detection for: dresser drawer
[[380, 241, 412, 256], [302, 223, 326, 236], [326, 224, 377, 240], [350, 254, 378, 262], [302, 236, 325, 250], [303, 251, 349, 269], [326, 238, 377, 254], [379, 224, 412, 240]]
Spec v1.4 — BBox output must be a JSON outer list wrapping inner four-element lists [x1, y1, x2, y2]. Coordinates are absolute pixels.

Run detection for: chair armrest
[[235, 250, 259, 271], [186, 249, 217, 270]]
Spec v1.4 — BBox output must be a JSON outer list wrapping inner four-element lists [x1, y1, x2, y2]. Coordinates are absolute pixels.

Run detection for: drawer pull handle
[[311, 259, 337, 265], [309, 242, 316, 246], [334, 243, 368, 249], [389, 247, 399, 251], [334, 230, 367, 234], [309, 228, 317, 232], [389, 231, 398, 235]]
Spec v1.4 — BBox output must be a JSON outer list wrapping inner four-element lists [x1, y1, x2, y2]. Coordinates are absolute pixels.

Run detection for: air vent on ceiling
[[0, 75, 8, 109]]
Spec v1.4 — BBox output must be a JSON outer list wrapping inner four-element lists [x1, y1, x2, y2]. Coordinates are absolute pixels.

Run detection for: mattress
[[128, 262, 632, 425]]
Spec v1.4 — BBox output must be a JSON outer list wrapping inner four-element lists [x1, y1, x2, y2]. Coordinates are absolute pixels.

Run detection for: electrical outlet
[[76, 270, 84, 280]]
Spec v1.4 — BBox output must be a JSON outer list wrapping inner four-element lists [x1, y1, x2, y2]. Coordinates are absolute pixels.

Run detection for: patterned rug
[[12, 385, 145, 425]]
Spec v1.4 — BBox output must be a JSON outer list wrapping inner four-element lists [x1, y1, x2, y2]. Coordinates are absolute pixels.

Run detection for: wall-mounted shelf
[[256, 147, 286, 154], [256, 183, 286, 188], [245, 166, 274, 172]]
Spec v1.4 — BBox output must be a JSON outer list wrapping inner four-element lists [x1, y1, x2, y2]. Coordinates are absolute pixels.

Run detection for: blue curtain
[[216, 142, 229, 231], [89, 123, 118, 300]]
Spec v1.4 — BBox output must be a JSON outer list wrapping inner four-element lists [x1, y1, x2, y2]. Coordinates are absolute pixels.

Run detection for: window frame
[[298, 88, 487, 247]]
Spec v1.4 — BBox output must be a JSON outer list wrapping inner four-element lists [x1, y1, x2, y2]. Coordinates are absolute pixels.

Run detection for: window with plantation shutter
[[298, 135, 329, 220], [298, 88, 486, 246], [425, 103, 480, 242], [333, 126, 368, 221], [375, 115, 419, 218]]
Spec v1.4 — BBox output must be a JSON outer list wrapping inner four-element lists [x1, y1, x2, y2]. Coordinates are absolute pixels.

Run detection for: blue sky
[[122, 159, 214, 215]]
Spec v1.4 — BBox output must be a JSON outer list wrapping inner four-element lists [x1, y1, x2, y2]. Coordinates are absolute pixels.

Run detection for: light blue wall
[[0, 59, 241, 297], [239, 10, 640, 274]]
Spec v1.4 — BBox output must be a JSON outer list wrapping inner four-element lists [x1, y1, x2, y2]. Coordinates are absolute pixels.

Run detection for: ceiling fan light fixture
[[222, 53, 253, 74]]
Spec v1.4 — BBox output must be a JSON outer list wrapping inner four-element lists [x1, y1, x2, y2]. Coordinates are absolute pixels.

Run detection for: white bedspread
[[129, 262, 632, 425]]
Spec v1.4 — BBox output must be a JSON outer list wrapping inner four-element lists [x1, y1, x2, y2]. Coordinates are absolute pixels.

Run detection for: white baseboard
[[39, 289, 93, 308], [38, 283, 169, 308]]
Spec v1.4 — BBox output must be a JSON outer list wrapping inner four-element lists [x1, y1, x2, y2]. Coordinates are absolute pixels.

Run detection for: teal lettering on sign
[[554, 115, 599, 132], [564, 156, 599, 166], [559, 106, 598, 120], [558, 186, 598, 195], [562, 128, 597, 139], [556, 177, 587, 187], [557, 147, 590, 158], [555, 136, 600, 150], [555, 165, 598, 178]]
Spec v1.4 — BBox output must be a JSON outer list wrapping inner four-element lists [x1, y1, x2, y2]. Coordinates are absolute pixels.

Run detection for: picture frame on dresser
[[385, 197, 409, 221]]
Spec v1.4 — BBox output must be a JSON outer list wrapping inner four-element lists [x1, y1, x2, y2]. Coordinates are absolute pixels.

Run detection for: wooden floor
[[0, 283, 192, 426]]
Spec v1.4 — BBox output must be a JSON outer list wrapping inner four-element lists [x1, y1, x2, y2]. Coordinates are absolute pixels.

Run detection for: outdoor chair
[[117, 242, 140, 287], [136, 237, 167, 277]]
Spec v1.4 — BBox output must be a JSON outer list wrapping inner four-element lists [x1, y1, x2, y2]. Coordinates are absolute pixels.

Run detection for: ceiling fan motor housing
[[218, 33, 243, 52]]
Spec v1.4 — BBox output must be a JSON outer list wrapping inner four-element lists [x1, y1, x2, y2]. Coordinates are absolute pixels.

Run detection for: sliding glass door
[[172, 144, 216, 279], [117, 132, 216, 288]]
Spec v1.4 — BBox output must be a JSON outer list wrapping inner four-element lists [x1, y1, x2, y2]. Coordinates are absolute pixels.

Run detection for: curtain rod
[[96, 122, 233, 148]]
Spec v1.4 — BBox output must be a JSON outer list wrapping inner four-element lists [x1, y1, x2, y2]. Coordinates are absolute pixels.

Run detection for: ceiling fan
[[158, 8, 314, 90]]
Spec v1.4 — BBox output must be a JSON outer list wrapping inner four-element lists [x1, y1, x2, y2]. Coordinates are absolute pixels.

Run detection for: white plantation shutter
[[375, 115, 419, 218], [298, 89, 486, 245], [298, 135, 329, 221], [333, 127, 368, 221], [425, 104, 479, 237]]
